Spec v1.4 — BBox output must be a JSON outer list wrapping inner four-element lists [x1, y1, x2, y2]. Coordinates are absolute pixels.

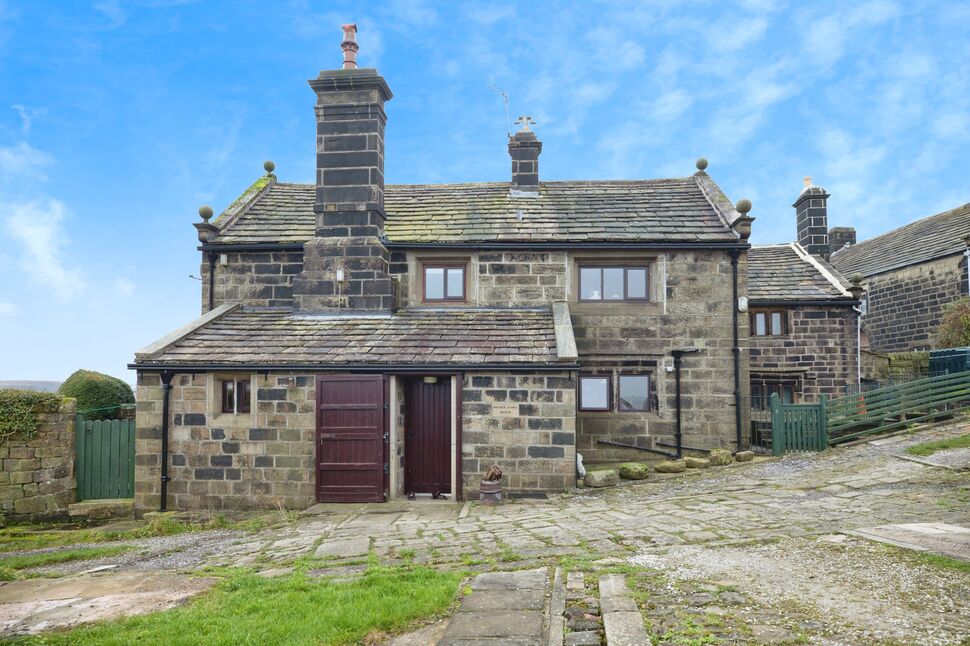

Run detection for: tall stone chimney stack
[[508, 116, 541, 195], [794, 176, 831, 260], [293, 24, 397, 311]]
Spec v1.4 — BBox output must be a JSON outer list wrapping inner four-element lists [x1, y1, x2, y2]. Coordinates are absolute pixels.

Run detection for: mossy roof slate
[[135, 307, 562, 367], [748, 243, 852, 302], [211, 177, 740, 245], [831, 202, 970, 278]]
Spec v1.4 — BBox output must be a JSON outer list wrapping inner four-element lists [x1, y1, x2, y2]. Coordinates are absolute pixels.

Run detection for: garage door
[[316, 375, 387, 503]]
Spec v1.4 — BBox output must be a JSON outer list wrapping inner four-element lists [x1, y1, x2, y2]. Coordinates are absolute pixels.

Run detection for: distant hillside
[[0, 380, 63, 393]]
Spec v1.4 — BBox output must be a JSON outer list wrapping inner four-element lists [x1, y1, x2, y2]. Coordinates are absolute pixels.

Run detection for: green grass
[[0, 545, 134, 580], [906, 433, 970, 456], [12, 565, 463, 646], [912, 551, 970, 573]]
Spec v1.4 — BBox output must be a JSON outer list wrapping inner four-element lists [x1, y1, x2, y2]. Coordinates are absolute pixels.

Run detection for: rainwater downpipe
[[853, 306, 863, 387], [671, 348, 699, 459], [160, 371, 174, 512], [729, 249, 743, 451]]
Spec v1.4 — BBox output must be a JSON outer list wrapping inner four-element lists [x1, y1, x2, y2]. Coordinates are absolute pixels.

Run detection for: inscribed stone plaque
[[492, 403, 518, 417]]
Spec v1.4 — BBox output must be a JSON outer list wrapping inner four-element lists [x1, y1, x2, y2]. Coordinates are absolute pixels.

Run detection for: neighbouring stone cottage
[[830, 201, 970, 353], [745, 178, 862, 447], [130, 25, 758, 514]]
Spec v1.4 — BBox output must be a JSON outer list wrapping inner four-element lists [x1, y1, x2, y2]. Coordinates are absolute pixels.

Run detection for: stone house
[[746, 179, 861, 446], [830, 202, 970, 353], [129, 26, 755, 513]]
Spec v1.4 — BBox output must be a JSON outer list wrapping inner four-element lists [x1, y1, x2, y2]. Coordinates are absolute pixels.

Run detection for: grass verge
[[905, 433, 970, 456], [0, 545, 134, 580], [11, 565, 463, 646]]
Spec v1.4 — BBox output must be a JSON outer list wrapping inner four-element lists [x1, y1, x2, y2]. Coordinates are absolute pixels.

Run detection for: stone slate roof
[[831, 202, 970, 277], [134, 306, 566, 368], [211, 175, 741, 245], [748, 243, 852, 303]]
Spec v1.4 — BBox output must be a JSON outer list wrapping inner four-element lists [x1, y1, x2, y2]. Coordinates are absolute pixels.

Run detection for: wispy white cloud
[[3, 197, 87, 303], [11, 104, 45, 133], [114, 277, 134, 297], [92, 0, 126, 28], [0, 142, 53, 180], [0, 302, 16, 317], [801, 1, 899, 68]]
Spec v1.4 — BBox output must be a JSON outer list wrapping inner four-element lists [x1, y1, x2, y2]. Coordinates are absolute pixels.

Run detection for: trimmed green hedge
[[58, 369, 134, 419], [0, 389, 62, 443]]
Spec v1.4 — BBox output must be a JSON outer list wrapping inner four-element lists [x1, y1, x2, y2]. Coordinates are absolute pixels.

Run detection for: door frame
[[314, 374, 389, 503], [387, 372, 463, 501]]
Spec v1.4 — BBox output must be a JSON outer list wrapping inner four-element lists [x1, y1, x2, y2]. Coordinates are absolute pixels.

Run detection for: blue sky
[[1, 0, 968, 383]]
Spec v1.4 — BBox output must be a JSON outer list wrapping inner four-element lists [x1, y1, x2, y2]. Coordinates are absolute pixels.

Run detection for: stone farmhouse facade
[[129, 27, 762, 513], [830, 202, 970, 353], [131, 28, 862, 513]]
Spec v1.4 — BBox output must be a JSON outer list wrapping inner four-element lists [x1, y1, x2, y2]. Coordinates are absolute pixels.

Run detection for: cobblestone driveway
[[217, 423, 970, 571]]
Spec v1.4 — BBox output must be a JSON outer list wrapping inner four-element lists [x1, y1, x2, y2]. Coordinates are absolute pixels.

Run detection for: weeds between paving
[[906, 431, 970, 456]]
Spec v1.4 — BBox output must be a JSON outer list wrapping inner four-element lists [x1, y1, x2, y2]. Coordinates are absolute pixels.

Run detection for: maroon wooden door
[[316, 375, 387, 503], [404, 378, 451, 496]]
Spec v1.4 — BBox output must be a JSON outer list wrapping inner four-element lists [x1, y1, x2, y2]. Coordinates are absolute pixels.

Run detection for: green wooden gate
[[75, 415, 136, 500], [769, 393, 828, 456]]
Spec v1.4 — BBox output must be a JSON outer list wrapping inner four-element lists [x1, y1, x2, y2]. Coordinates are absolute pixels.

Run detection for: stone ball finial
[[963, 233, 970, 247], [735, 198, 752, 215], [198, 205, 214, 222], [696, 157, 708, 171], [264, 160, 276, 175], [850, 273, 864, 285]]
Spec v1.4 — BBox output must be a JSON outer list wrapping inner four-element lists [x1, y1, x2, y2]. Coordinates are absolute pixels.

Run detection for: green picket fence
[[769, 370, 970, 454], [75, 415, 136, 500]]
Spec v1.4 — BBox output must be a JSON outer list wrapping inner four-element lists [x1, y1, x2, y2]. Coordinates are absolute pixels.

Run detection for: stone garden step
[[599, 574, 650, 646]]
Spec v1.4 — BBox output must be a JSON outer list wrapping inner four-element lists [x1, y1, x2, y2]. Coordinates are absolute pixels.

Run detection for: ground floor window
[[579, 375, 611, 411], [579, 371, 654, 412], [750, 380, 797, 410], [220, 377, 251, 414]]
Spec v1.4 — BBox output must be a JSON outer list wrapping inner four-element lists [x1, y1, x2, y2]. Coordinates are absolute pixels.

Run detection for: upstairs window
[[221, 378, 251, 414], [423, 264, 465, 302], [751, 309, 787, 336], [579, 266, 648, 301]]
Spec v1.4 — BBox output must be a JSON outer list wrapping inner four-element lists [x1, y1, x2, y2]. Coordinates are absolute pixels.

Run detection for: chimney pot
[[341, 23, 359, 69], [803, 176, 812, 188]]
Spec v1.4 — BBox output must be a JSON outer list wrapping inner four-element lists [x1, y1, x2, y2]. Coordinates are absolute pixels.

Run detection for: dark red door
[[316, 375, 387, 503], [404, 378, 451, 496]]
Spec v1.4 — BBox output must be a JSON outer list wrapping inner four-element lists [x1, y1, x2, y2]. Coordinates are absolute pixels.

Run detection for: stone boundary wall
[[1, 398, 76, 522], [461, 372, 576, 496], [863, 254, 968, 353]]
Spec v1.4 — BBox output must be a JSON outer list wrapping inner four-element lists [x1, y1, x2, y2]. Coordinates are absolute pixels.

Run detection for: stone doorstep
[[67, 498, 134, 521]]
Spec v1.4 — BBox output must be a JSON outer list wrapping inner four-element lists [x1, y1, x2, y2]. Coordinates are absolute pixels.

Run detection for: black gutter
[[129, 362, 580, 373], [670, 348, 699, 458], [207, 252, 215, 311], [730, 249, 743, 451], [199, 243, 304, 253], [749, 299, 859, 307], [597, 439, 675, 459], [199, 241, 752, 253], [159, 371, 174, 512]]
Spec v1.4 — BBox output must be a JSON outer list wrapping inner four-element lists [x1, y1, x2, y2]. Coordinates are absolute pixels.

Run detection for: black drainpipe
[[730, 249, 743, 451], [207, 253, 216, 311], [671, 349, 699, 458], [160, 371, 174, 512]]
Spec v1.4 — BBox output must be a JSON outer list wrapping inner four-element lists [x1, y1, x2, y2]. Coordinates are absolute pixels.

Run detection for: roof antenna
[[489, 84, 512, 136]]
